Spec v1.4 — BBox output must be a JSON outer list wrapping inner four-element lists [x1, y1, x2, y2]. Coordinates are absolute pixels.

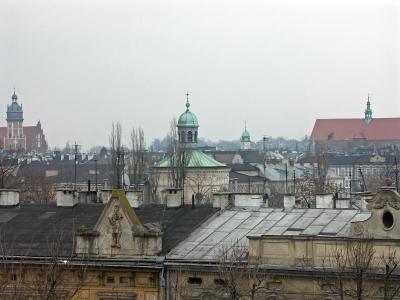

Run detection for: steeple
[[240, 121, 251, 150], [177, 92, 199, 147], [12, 88, 17, 102], [364, 94, 372, 124]]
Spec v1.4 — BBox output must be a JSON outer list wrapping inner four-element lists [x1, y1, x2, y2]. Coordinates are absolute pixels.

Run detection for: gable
[[351, 188, 400, 239], [77, 189, 162, 257]]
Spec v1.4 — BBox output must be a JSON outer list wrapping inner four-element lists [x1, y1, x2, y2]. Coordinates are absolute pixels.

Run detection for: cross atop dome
[[12, 88, 18, 102], [185, 92, 190, 110]]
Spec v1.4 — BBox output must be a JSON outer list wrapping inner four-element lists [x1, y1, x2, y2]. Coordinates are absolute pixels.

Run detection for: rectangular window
[[106, 276, 115, 285], [119, 276, 130, 286]]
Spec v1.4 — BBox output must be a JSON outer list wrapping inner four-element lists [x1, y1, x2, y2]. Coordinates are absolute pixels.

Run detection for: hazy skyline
[[1, 0, 399, 150]]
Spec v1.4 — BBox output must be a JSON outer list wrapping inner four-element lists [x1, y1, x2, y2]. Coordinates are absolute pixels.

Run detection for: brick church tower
[[4, 89, 26, 150]]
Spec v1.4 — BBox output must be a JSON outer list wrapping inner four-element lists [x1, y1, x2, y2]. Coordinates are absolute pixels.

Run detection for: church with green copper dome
[[154, 93, 230, 204], [240, 123, 251, 150]]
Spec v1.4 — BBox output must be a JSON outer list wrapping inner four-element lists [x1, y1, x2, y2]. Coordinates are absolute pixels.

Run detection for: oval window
[[383, 211, 394, 229]]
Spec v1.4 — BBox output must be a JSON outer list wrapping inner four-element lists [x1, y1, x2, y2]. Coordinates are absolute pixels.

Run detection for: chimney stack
[[56, 189, 78, 207], [0, 189, 19, 207]]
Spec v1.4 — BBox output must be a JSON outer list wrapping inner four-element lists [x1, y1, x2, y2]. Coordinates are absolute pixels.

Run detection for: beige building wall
[[156, 167, 229, 204]]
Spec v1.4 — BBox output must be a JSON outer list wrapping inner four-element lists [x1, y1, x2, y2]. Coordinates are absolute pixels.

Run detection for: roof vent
[[56, 189, 78, 207], [0, 190, 19, 207]]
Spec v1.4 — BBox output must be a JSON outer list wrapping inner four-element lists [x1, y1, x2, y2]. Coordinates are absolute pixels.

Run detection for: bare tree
[[295, 169, 342, 208], [109, 122, 124, 188], [0, 156, 20, 189], [380, 250, 400, 300], [129, 126, 146, 187], [0, 224, 88, 300], [16, 165, 55, 203], [148, 168, 160, 204], [166, 118, 191, 191], [186, 170, 214, 204], [319, 238, 375, 300], [216, 242, 271, 300]]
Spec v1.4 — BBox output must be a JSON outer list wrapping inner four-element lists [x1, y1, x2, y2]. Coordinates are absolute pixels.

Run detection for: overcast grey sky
[[1, 0, 399, 149]]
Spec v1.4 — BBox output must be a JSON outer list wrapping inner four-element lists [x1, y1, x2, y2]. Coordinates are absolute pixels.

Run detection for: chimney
[[0, 189, 19, 207], [99, 189, 113, 203], [164, 188, 183, 208], [56, 189, 78, 207], [233, 194, 263, 208], [315, 193, 334, 209], [78, 190, 97, 204], [283, 194, 295, 209], [213, 192, 230, 209], [125, 190, 141, 208]]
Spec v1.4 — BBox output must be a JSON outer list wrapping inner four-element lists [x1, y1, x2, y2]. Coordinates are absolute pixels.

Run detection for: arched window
[[187, 131, 193, 143], [194, 131, 198, 143], [181, 131, 186, 143]]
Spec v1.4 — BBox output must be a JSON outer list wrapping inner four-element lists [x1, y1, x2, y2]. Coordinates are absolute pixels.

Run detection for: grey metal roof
[[0, 203, 216, 258], [167, 207, 370, 261], [0, 203, 104, 257], [135, 205, 217, 255]]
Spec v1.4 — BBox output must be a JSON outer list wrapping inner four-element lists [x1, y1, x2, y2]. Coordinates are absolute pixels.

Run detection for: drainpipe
[[166, 266, 170, 300]]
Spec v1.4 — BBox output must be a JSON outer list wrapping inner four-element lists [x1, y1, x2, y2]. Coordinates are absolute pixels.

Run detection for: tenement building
[[310, 97, 400, 154], [166, 184, 400, 299], [0, 90, 48, 151], [0, 189, 215, 299], [155, 96, 230, 204]]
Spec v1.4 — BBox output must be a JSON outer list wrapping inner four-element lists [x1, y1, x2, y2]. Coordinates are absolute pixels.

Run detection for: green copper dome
[[241, 127, 250, 142], [155, 149, 227, 168], [178, 99, 199, 128]]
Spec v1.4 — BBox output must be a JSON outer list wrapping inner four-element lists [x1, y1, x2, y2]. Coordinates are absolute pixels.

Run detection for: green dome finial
[[241, 121, 251, 142], [185, 91, 190, 111], [178, 92, 199, 128]]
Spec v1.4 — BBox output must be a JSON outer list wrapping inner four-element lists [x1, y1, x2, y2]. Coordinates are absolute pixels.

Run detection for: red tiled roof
[[0, 125, 47, 150], [311, 118, 400, 141], [23, 126, 39, 149], [0, 127, 6, 148]]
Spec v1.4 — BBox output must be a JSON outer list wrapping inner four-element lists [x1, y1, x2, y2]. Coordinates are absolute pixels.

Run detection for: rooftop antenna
[[72, 141, 82, 190]]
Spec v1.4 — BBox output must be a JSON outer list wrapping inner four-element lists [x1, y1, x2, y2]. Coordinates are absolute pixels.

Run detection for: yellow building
[[0, 189, 215, 300]]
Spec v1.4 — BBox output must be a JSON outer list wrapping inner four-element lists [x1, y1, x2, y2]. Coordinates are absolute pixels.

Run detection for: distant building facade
[[310, 98, 400, 154], [0, 90, 48, 152]]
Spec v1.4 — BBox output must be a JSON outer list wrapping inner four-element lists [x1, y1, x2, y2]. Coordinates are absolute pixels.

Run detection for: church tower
[[5, 89, 26, 150], [177, 93, 199, 148], [240, 123, 251, 150], [364, 95, 372, 124]]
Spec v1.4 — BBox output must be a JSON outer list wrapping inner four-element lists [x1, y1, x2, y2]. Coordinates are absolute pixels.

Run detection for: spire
[[365, 94, 372, 124], [185, 91, 190, 111], [245, 121, 247, 131], [11, 88, 17, 102]]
